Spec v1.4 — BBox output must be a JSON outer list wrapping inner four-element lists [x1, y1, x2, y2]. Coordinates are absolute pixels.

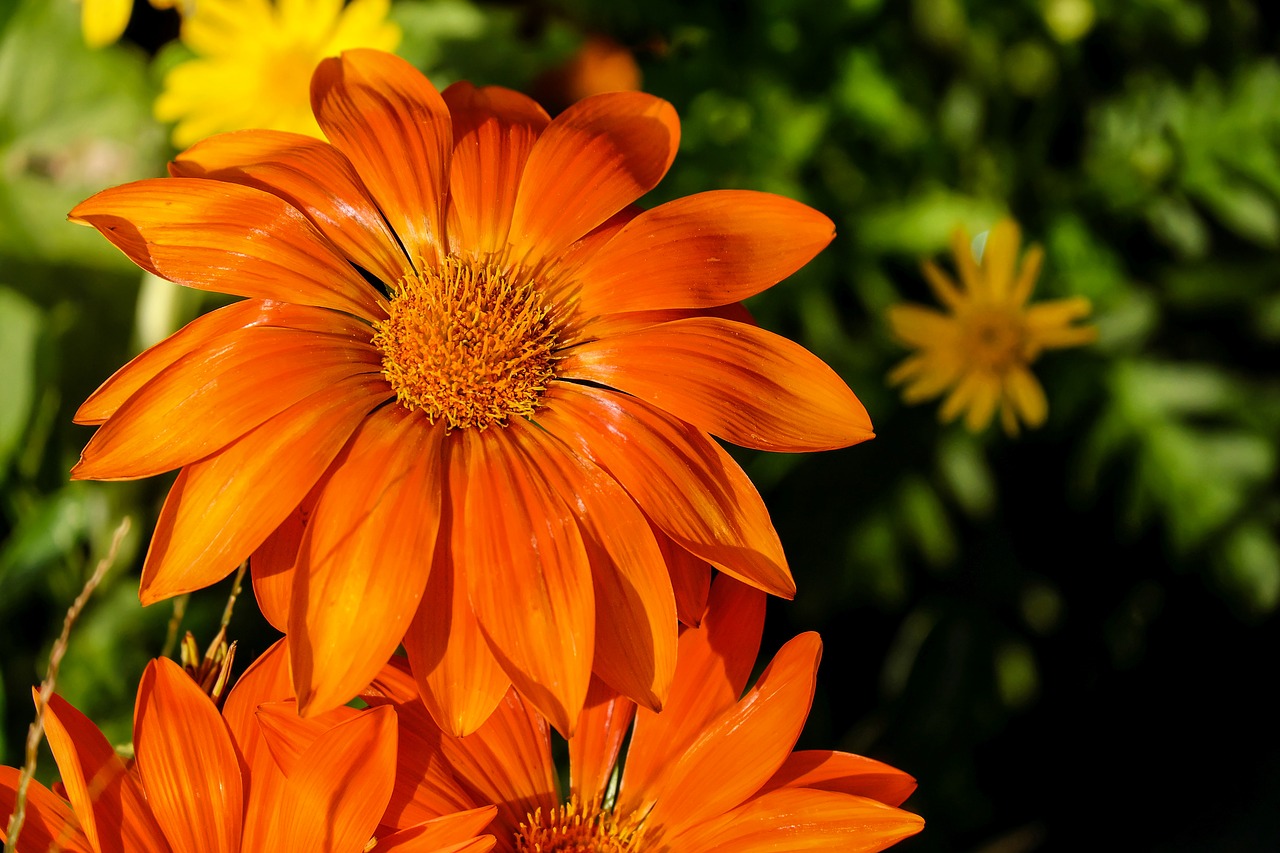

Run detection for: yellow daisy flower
[[154, 0, 401, 147], [887, 218, 1096, 435]]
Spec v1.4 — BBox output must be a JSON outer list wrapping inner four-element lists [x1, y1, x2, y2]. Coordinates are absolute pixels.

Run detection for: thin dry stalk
[[3, 517, 132, 853]]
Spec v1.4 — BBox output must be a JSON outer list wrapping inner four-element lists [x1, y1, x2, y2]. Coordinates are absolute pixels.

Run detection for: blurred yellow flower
[[887, 218, 1096, 435], [154, 0, 400, 147], [80, 0, 183, 48]]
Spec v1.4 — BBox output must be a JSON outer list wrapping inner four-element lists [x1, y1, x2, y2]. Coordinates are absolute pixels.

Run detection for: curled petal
[[172, 129, 410, 287], [70, 178, 382, 318], [558, 317, 873, 452]]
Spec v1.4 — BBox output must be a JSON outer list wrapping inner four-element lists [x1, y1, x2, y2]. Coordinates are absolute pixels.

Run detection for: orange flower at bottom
[[0, 642, 495, 853], [367, 575, 924, 852]]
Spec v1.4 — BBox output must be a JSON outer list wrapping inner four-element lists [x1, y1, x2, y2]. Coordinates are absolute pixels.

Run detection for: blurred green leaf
[[0, 286, 40, 477], [0, 0, 166, 267]]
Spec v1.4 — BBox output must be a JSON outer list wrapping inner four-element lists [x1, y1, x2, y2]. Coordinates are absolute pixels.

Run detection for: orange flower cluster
[[2, 49, 922, 852]]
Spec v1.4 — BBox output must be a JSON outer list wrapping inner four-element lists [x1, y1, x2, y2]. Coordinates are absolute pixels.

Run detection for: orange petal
[[453, 428, 595, 736], [572, 190, 833, 315], [221, 638, 294, 768], [138, 375, 387, 603], [374, 806, 498, 852], [254, 701, 364, 777], [0, 767, 92, 853], [404, 457, 512, 738], [558, 316, 873, 452], [638, 632, 821, 841], [365, 692, 483, 827], [505, 417, 676, 711], [133, 658, 243, 853], [251, 505, 304, 632], [442, 81, 550, 257], [73, 323, 381, 480], [311, 49, 451, 266], [565, 300, 756, 348], [172, 129, 410, 288], [439, 688, 558, 839], [569, 677, 635, 806], [39, 691, 168, 853], [537, 384, 793, 597], [256, 706, 398, 853], [618, 574, 764, 815], [290, 406, 445, 715], [654, 528, 712, 627], [508, 91, 678, 270], [76, 299, 363, 426], [664, 787, 925, 853], [70, 178, 383, 318], [758, 750, 918, 808]]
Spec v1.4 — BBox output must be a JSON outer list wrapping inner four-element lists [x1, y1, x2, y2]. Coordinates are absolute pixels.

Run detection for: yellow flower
[[80, 0, 183, 48], [154, 0, 401, 147], [888, 218, 1096, 435]]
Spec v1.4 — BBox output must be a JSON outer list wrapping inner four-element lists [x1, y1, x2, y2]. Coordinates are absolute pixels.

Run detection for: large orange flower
[[69, 48, 872, 736], [366, 575, 924, 853], [0, 641, 495, 852]]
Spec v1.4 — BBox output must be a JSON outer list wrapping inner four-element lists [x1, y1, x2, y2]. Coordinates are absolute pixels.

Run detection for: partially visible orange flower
[[155, 0, 401, 147], [887, 218, 1096, 435], [365, 575, 924, 853], [533, 35, 643, 113], [0, 642, 495, 853], [70, 50, 872, 736]]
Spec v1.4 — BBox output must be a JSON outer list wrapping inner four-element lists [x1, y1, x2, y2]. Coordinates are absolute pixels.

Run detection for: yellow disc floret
[[514, 798, 641, 853], [957, 306, 1031, 373], [373, 256, 558, 429]]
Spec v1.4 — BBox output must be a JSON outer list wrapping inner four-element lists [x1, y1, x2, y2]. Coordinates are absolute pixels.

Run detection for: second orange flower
[[69, 49, 872, 736]]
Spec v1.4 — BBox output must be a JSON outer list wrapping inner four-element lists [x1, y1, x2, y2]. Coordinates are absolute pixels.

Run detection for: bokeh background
[[3, 0, 1280, 849]]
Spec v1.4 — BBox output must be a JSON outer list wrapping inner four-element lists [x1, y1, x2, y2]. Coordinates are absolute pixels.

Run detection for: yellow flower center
[[372, 256, 559, 430], [514, 798, 641, 853], [959, 306, 1031, 373]]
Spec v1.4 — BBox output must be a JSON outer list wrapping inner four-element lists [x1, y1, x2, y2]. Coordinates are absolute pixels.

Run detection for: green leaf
[[0, 286, 40, 477]]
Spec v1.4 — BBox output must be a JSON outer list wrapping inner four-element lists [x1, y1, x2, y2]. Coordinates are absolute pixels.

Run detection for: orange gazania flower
[[366, 575, 924, 853], [69, 49, 872, 736], [0, 640, 496, 852]]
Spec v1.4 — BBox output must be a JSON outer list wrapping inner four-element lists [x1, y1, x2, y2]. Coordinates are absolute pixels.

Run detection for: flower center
[[960, 307, 1029, 372], [514, 798, 640, 853], [372, 257, 558, 430]]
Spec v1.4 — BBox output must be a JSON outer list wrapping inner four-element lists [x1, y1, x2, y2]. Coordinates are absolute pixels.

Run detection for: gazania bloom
[[154, 0, 400, 147], [365, 575, 924, 853], [70, 50, 872, 736], [0, 640, 496, 852], [887, 218, 1097, 435]]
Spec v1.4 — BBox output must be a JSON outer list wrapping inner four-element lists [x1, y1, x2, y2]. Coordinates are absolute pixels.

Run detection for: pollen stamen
[[372, 256, 559, 429], [514, 797, 641, 853]]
